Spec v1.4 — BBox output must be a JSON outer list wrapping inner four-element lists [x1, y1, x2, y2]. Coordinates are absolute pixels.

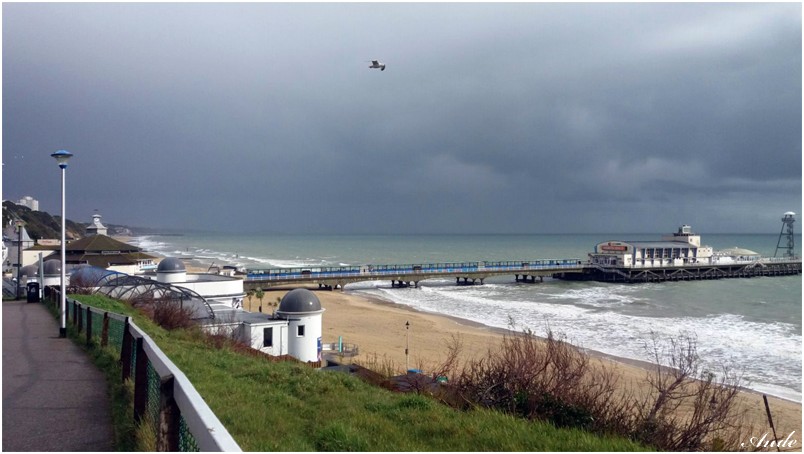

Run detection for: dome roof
[[717, 247, 760, 257], [20, 264, 38, 277], [70, 266, 116, 286], [43, 260, 61, 275], [278, 288, 322, 313], [157, 257, 186, 273]]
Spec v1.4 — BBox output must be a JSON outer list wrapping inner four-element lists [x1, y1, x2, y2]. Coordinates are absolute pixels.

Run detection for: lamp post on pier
[[405, 321, 410, 372], [51, 149, 73, 338]]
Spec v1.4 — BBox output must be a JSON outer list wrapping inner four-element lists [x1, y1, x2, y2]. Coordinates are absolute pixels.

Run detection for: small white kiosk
[[275, 289, 325, 363]]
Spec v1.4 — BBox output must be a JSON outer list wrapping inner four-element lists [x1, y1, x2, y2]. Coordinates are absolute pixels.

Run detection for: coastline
[[347, 289, 802, 403], [131, 236, 801, 444], [246, 286, 801, 445]]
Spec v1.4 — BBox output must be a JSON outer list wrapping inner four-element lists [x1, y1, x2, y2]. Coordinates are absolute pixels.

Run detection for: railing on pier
[[593, 255, 801, 270], [43, 287, 241, 452], [246, 259, 583, 281], [581, 256, 801, 283]]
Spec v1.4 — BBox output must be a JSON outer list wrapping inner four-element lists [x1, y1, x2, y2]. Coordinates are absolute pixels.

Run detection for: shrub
[[132, 298, 196, 330], [433, 326, 746, 451]]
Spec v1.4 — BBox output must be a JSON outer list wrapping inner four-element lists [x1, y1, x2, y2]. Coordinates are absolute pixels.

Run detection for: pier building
[[556, 225, 801, 283], [243, 225, 800, 287], [588, 225, 713, 268]]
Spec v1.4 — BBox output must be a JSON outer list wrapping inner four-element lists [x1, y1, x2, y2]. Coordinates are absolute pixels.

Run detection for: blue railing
[[246, 259, 583, 281]]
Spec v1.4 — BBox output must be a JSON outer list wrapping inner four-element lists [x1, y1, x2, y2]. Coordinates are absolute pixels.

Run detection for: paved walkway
[[3, 300, 114, 451]]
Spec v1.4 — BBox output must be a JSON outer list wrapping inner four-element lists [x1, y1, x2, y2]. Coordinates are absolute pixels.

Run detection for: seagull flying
[[369, 60, 386, 71]]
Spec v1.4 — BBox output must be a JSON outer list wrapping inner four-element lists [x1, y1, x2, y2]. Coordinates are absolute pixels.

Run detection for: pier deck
[[244, 257, 801, 289], [554, 258, 802, 283], [245, 259, 584, 290]]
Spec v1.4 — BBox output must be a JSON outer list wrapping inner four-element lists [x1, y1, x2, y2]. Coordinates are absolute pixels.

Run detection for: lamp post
[[14, 220, 24, 299], [405, 321, 410, 372], [51, 149, 73, 338]]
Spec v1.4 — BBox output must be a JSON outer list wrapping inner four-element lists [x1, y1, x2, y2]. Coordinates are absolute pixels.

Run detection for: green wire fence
[[44, 287, 240, 452]]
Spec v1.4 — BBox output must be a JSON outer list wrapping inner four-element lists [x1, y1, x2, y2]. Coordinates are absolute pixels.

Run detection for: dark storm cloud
[[3, 3, 800, 234]]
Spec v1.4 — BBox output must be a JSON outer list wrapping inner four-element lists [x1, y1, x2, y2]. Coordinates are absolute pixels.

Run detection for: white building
[[274, 288, 325, 363], [589, 225, 714, 268], [86, 213, 108, 236], [30, 234, 158, 275], [3, 222, 36, 274], [17, 196, 39, 211], [68, 256, 325, 365], [202, 288, 325, 364], [152, 257, 246, 306]]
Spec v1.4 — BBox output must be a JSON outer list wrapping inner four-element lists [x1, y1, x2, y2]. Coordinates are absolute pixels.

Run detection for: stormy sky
[[3, 2, 801, 234]]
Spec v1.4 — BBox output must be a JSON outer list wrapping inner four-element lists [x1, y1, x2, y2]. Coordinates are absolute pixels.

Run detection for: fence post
[[121, 318, 133, 381], [157, 376, 180, 451], [77, 302, 83, 333], [101, 313, 109, 348], [133, 336, 147, 423], [72, 300, 78, 327], [86, 306, 92, 346]]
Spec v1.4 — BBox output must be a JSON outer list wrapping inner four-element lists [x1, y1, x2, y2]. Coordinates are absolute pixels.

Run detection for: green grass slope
[[74, 294, 650, 451]]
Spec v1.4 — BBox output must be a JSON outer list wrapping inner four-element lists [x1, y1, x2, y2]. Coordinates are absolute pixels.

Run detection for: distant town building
[[2, 221, 36, 274], [86, 213, 108, 236], [29, 234, 157, 274], [17, 196, 39, 211]]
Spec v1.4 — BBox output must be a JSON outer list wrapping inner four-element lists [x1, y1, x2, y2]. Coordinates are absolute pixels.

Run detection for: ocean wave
[[353, 284, 802, 403]]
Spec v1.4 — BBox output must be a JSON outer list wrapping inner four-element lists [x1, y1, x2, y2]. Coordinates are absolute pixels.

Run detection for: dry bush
[[431, 324, 748, 451], [633, 332, 747, 451], [449, 326, 627, 431], [68, 271, 99, 295], [353, 352, 398, 379], [133, 298, 196, 330]]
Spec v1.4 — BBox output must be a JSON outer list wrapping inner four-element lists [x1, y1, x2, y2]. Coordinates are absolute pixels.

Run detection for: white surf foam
[[352, 282, 802, 403]]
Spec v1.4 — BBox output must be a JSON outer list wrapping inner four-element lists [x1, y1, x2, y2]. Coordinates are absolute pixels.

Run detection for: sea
[[130, 232, 802, 402]]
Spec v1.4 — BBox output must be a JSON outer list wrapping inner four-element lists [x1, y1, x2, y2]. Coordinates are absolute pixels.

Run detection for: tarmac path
[[3, 300, 114, 451]]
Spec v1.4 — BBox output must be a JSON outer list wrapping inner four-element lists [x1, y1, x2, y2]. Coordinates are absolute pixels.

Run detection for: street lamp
[[405, 321, 410, 372], [14, 220, 24, 299], [51, 149, 73, 338]]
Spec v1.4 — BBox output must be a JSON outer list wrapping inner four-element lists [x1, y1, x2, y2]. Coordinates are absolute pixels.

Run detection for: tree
[[246, 289, 255, 311], [255, 288, 265, 313]]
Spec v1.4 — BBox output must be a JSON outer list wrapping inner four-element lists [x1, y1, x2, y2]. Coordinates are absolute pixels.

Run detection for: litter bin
[[26, 282, 40, 303]]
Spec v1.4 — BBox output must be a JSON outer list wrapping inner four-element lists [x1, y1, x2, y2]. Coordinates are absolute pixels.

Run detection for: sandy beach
[[243, 286, 801, 449]]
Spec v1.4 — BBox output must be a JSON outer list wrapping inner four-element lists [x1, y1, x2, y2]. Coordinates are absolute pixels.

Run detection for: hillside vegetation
[[72, 294, 649, 451], [2, 201, 157, 240], [2, 201, 85, 240]]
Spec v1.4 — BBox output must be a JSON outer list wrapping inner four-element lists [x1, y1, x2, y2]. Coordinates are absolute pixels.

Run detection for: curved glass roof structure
[[69, 266, 215, 320]]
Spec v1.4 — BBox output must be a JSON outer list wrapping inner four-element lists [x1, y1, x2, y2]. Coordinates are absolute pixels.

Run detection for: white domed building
[[204, 288, 326, 364], [41, 260, 63, 287], [275, 289, 325, 363], [146, 257, 246, 308], [156, 257, 188, 284]]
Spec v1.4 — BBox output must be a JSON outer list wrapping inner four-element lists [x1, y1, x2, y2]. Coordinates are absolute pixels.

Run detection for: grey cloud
[[3, 2, 800, 234]]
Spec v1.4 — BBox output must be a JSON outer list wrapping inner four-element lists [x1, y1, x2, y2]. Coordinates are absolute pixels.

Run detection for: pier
[[243, 256, 801, 290], [554, 257, 802, 283], [244, 259, 583, 290]]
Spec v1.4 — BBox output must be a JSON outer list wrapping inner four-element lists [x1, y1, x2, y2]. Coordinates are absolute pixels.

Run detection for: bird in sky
[[369, 60, 386, 71]]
